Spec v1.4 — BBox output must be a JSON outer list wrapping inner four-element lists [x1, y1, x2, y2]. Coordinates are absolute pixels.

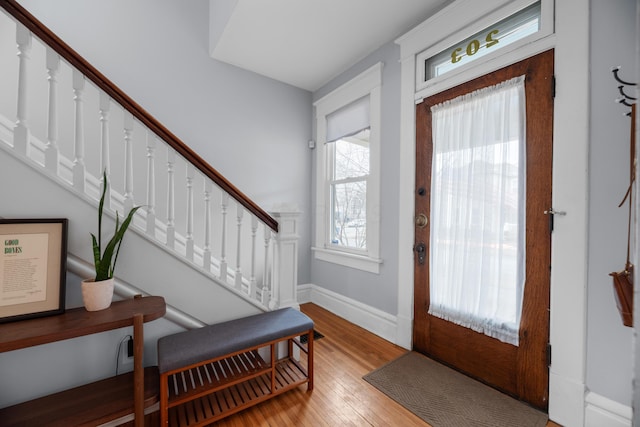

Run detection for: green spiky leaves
[[91, 171, 140, 282]]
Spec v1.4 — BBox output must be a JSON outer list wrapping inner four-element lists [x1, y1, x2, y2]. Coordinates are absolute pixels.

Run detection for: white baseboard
[[297, 283, 398, 344], [584, 392, 632, 427], [297, 283, 313, 304]]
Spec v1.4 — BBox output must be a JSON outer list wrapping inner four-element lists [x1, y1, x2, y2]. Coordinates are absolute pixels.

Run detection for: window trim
[[312, 62, 383, 273]]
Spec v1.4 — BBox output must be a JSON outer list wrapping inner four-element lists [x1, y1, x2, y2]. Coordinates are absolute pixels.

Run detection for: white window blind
[[326, 95, 370, 143]]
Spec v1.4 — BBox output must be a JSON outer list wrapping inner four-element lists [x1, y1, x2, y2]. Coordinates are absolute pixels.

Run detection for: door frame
[[395, 1, 590, 425]]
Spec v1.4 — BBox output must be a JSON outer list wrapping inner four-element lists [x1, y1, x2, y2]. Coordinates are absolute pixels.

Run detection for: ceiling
[[209, 0, 452, 92]]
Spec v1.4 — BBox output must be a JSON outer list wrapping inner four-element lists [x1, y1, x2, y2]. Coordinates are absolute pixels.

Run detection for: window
[[422, 2, 541, 81], [313, 63, 382, 273], [330, 128, 369, 250], [413, 0, 552, 94]]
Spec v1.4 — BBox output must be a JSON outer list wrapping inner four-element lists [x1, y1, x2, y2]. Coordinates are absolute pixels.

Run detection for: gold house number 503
[[451, 29, 500, 64]]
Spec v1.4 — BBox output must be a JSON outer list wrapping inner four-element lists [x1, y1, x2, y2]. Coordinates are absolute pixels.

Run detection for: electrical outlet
[[119, 337, 134, 370]]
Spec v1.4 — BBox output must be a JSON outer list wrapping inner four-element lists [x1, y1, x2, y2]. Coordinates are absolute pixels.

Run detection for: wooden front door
[[413, 50, 554, 410]]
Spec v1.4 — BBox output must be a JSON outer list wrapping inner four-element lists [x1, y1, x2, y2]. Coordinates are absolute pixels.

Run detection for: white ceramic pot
[[81, 277, 115, 311]]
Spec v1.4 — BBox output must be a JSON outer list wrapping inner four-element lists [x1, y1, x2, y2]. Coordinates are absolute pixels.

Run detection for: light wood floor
[[213, 303, 562, 427]]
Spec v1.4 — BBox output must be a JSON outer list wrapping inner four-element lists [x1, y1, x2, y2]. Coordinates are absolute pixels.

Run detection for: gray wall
[[310, 42, 401, 314], [18, 0, 313, 285], [587, 0, 637, 406], [310, 0, 638, 410], [5, 0, 638, 414], [0, 146, 268, 407], [0, 0, 312, 408]]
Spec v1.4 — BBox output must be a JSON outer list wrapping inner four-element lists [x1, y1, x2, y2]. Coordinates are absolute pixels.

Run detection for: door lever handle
[[544, 208, 566, 233], [543, 208, 566, 216]]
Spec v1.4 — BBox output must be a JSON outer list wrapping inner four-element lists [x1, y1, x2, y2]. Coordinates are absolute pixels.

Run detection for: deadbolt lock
[[415, 242, 426, 265]]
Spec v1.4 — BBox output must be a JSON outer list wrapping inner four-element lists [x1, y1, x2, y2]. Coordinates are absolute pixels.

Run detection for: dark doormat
[[363, 351, 548, 427], [300, 330, 324, 344]]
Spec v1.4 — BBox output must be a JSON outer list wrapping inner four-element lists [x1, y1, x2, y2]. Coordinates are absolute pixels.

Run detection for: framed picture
[[0, 218, 68, 323]]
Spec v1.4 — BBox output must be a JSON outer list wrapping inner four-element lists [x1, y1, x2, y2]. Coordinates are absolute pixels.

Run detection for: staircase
[[0, 1, 300, 326]]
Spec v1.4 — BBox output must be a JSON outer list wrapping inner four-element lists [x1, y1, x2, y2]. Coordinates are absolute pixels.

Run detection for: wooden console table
[[0, 295, 166, 426]]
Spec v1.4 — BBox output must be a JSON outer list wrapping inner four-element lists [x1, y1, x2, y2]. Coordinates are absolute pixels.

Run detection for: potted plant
[[81, 171, 140, 311]]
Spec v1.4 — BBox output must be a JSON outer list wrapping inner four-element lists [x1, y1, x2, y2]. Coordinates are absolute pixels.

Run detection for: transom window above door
[[423, 2, 541, 81], [414, 0, 553, 93]]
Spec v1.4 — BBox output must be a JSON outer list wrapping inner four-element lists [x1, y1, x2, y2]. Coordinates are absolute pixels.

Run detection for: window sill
[[312, 247, 382, 274]]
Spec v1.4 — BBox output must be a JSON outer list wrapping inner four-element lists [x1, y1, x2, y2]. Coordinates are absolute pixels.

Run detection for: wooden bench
[[157, 307, 314, 426]]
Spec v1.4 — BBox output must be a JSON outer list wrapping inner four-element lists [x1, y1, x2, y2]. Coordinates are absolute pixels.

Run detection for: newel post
[[270, 205, 300, 310]]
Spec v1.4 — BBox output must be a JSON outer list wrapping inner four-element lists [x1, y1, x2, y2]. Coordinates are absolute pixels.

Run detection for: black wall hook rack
[[612, 66, 637, 87], [612, 66, 637, 115]]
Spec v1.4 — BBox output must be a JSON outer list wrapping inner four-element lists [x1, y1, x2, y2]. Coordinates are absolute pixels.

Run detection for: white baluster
[[219, 193, 229, 282], [262, 227, 272, 305], [13, 24, 31, 156], [166, 148, 176, 248], [235, 204, 244, 291], [72, 69, 86, 192], [185, 164, 194, 261], [99, 92, 111, 210], [123, 112, 134, 212], [145, 133, 157, 237], [250, 216, 258, 299], [45, 47, 59, 173], [203, 180, 213, 271]]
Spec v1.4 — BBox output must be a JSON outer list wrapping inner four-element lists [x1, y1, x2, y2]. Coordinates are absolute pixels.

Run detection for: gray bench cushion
[[157, 307, 313, 373]]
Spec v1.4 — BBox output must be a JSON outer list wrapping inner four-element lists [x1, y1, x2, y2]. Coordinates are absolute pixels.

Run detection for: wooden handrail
[[0, 0, 278, 232]]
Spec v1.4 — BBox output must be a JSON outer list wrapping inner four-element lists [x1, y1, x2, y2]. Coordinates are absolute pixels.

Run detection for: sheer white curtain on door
[[429, 76, 526, 346]]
